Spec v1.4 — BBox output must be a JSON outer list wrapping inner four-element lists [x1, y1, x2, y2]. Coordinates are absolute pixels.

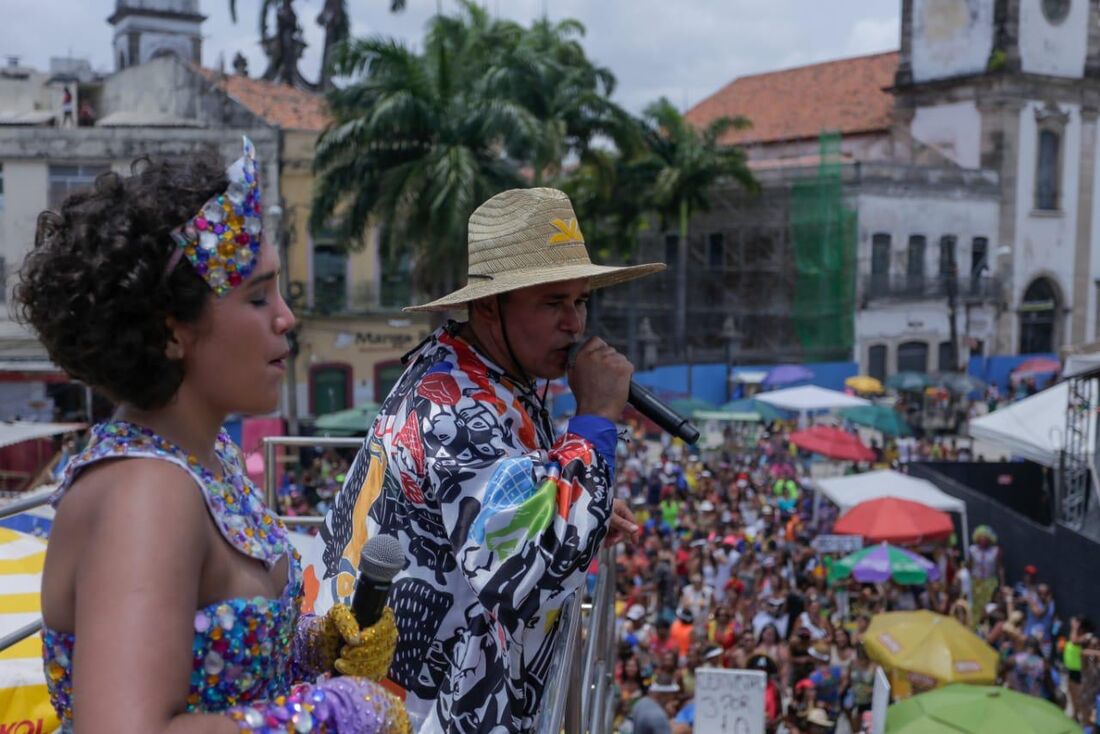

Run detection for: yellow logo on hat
[[548, 218, 583, 245]]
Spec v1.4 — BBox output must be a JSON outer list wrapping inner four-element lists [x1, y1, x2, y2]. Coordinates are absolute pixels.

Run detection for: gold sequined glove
[[330, 605, 399, 681]]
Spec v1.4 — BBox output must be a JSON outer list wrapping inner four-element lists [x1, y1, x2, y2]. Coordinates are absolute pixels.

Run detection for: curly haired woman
[[18, 139, 407, 734]]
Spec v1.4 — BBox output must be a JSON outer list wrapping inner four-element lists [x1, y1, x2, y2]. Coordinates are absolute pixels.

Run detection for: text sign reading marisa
[[694, 667, 766, 734]]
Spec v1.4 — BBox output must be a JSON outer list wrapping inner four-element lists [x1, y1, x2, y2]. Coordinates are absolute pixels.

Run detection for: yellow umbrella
[[0, 527, 60, 733], [863, 611, 997, 699], [845, 375, 885, 395]]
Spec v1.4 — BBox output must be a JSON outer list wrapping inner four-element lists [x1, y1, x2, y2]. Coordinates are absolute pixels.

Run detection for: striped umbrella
[[827, 542, 939, 585], [0, 526, 59, 732]]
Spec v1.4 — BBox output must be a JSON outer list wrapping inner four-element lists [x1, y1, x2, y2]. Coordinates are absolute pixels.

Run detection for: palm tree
[[310, 2, 539, 302], [489, 17, 624, 185], [640, 97, 758, 356]]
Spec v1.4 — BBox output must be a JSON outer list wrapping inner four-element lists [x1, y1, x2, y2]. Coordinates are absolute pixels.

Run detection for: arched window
[[1019, 278, 1059, 354]]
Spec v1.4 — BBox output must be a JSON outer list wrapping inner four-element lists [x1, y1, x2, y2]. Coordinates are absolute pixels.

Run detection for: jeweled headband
[[167, 136, 263, 296]]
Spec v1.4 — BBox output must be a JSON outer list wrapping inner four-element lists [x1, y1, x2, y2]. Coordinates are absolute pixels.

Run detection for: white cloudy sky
[[3, 0, 898, 112]]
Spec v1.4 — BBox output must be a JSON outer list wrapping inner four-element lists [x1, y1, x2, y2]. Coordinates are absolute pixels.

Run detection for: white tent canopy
[[815, 470, 966, 514], [755, 385, 870, 412], [814, 469, 970, 557], [968, 382, 1086, 467]]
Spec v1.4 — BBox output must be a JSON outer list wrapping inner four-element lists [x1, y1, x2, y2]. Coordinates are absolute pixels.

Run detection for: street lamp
[[721, 316, 743, 402]]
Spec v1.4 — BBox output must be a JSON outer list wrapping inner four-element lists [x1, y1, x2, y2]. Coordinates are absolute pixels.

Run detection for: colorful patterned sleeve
[[398, 366, 616, 628]]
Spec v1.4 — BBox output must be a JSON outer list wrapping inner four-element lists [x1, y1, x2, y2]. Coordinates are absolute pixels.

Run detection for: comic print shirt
[[315, 324, 617, 733]]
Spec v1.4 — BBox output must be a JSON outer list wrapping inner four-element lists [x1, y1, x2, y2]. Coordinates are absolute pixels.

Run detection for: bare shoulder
[[56, 457, 209, 538], [43, 458, 211, 631]]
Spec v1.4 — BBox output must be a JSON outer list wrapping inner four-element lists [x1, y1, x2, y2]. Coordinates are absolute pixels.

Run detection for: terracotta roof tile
[[197, 67, 330, 131], [686, 51, 898, 146]]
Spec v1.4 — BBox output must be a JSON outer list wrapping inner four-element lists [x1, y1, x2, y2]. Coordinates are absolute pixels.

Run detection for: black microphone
[[351, 534, 405, 628], [566, 340, 700, 445]]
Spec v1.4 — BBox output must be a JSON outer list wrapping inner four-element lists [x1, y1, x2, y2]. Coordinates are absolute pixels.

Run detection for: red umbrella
[[789, 425, 875, 462], [1011, 357, 1060, 380], [833, 497, 954, 545]]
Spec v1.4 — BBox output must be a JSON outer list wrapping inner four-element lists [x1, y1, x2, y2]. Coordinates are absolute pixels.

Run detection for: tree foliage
[[309, 2, 758, 305]]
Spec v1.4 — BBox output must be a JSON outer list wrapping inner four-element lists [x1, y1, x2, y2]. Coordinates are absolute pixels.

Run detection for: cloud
[[845, 16, 901, 57], [0, 0, 898, 114]]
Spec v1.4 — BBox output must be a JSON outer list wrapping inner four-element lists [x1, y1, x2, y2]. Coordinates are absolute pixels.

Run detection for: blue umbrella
[[763, 364, 814, 388]]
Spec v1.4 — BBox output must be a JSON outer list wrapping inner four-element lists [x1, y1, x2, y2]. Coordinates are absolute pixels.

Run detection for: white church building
[[681, 0, 1100, 377]]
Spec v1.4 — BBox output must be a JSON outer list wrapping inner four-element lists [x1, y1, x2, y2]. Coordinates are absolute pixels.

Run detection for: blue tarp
[[548, 360, 859, 416]]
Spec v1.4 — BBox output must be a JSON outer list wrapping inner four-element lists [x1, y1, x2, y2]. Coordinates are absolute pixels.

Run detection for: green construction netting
[[790, 132, 856, 361]]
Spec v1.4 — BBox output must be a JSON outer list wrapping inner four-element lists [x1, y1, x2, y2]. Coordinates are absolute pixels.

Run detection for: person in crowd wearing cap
[[804, 707, 835, 734], [317, 187, 664, 733], [969, 525, 1004, 620], [632, 674, 679, 734]]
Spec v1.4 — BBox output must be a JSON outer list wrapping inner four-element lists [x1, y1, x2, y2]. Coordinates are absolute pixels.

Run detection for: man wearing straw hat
[[317, 187, 664, 732]]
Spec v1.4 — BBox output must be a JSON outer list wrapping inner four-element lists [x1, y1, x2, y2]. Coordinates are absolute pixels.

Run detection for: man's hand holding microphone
[[567, 337, 639, 545]]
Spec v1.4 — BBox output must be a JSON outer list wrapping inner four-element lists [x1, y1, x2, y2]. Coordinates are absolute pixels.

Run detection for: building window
[[938, 340, 956, 373], [0, 257, 5, 304], [897, 340, 929, 373], [970, 237, 989, 277], [665, 234, 679, 266], [907, 235, 926, 291], [1042, 0, 1071, 24], [0, 163, 4, 211], [312, 244, 347, 314], [707, 233, 724, 268], [938, 235, 957, 277], [309, 363, 352, 417], [1019, 277, 1059, 354], [48, 164, 110, 210], [870, 233, 890, 295], [868, 344, 887, 382], [379, 251, 411, 309], [1036, 129, 1061, 211]]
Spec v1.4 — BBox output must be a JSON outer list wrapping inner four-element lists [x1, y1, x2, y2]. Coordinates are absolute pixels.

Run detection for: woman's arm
[[70, 460, 238, 734]]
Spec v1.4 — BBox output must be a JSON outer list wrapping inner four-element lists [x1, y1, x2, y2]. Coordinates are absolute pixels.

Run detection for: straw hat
[[805, 708, 833, 727], [404, 187, 665, 312]]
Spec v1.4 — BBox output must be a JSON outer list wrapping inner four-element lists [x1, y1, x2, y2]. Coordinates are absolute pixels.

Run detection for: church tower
[[894, 0, 1100, 355], [108, 0, 206, 71]]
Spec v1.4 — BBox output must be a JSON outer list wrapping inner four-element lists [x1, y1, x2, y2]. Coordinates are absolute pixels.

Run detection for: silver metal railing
[[536, 543, 618, 734]]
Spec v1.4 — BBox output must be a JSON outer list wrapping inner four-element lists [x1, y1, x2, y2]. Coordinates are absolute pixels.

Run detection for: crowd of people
[[600, 420, 1089, 734]]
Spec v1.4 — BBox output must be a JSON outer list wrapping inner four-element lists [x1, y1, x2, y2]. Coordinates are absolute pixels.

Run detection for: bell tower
[[108, 0, 206, 71]]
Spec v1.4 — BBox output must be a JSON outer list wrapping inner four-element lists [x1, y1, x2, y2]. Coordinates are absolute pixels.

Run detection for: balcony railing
[[861, 273, 1003, 304]]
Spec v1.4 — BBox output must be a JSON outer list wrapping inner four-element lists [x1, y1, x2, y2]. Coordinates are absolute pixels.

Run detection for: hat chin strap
[[496, 295, 553, 439]]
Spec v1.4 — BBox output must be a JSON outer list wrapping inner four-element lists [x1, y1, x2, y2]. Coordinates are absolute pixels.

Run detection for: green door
[[312, 365, 350, 416]]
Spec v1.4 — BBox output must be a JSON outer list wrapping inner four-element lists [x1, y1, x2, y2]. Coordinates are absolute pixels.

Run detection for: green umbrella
[[936, 373, 988, 396], [886, 371, 933, 392], [840, 405, 913, 436], [828, 542, 938, 586], [887, 683, 1079, 734], [313, 402, 380, 436], [669, 397, 717, 418], [719, 398, 789, 422]]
